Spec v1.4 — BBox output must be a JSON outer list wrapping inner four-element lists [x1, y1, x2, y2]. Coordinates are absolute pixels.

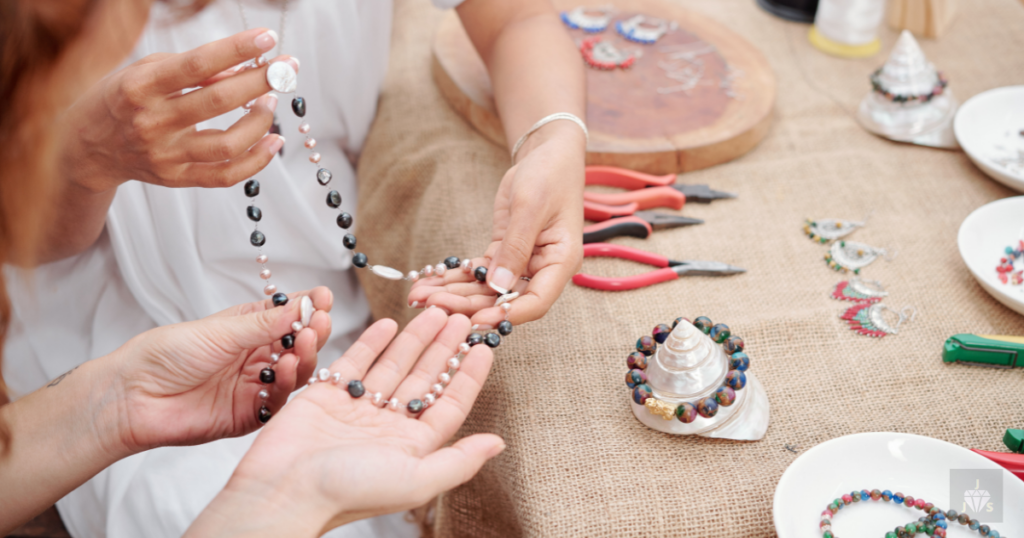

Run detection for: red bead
[[904, 496, 914, 507], [842, 494, 853, 504], [934, 527, 946, 537], [914, 498, 925, 509], [871, 489, 882, 500]]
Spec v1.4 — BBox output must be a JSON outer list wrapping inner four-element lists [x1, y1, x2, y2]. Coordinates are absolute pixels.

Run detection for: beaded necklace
[[820, 489, 1003, 538]]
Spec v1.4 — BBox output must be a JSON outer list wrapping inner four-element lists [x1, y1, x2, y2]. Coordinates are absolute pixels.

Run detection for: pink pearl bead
[[263, 284, 277, 295], [423, 265, 434, 277], [298, 122, 311, 134], [256, 254, 268, 264], [407, 271, 419, 282], [260, 269, 272, 280], [461, 258, 473, 273], [304, 138, 316, 149], [447, 357, 460, 370], [438, 372, 451, 384], [308, 152, 321, 164]]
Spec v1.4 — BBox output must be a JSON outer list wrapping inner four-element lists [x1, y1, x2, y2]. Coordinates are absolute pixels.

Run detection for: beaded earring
[[580, 37, 636, 70], [615, 15, 673, 45], [560, 6, 614, 33], [825, 240, 892, 274], [803, 217, 866, 244], [840, 303, 915, 338], [831, 278, 888, 303]]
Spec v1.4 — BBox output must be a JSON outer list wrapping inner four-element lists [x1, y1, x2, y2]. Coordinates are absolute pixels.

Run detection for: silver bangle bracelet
[[510, 112, 589, 162]]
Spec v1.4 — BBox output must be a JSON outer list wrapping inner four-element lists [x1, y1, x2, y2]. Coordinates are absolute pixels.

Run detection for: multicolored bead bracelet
[[820, 489, 1002, 538], [625, 316, 750, 422], [870, 68, 949, 104], [996, 239, 1023, 286]]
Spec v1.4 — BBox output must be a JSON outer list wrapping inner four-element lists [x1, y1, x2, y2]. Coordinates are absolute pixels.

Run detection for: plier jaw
[[671, 261, 747, 277]]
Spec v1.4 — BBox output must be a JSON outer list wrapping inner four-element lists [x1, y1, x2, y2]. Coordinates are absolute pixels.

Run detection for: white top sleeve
[[431, 0, 465, 8]]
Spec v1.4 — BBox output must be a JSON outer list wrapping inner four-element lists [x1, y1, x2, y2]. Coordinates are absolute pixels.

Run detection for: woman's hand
[[407, 123, 585, 327], [186, 308, 503, 537], [111, 288, 333, 454]]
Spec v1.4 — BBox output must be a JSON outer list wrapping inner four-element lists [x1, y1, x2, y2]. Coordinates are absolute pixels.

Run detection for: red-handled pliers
[[582, 165, 736, 222], [572, 243, 746, 291], [971, 449, 1024, 482]]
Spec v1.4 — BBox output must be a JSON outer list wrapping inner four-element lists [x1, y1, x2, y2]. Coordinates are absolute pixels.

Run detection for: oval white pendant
[[266, 62, 297, 93], [371, 265, 405, 280]]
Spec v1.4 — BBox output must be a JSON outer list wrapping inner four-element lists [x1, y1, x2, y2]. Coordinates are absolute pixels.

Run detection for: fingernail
[[287, 57, 300, 71], [489, 267, 514, 295], [264, 93, 278, 111], [255, 30, 278, 52], [268, 135, 285, 155], [488, 442, 507, 458], [411, 301, 419, 308]]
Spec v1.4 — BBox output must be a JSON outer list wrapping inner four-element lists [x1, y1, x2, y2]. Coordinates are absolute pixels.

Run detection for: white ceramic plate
[[957, 196, 1024, 316], [773, 432, 1024, 538], [954, 86, 1024, 193]]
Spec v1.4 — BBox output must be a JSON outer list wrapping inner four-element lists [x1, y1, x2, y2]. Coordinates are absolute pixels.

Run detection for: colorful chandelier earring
[[804, 217, 866, 244], [615, 15, 673, 45], [825, 240, 892, 274], [580, 37, 636, 70], [560, 6, 614, 33], [831, 278, 888, 303], [840, 303, 915, 338]]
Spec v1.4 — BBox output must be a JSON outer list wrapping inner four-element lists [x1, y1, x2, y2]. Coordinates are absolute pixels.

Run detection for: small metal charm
[[266, 61, 297, 93], [825, 240, 890, 274], [615, 15, 673, 45], [840, 303, 915, 338], [831, 278, 888, 303], [803, 218, 864, 244], [560, 6, 614, 33]]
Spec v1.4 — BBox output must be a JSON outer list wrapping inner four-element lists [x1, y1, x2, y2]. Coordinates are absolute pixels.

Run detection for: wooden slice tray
[[432, 0, 777, 174]]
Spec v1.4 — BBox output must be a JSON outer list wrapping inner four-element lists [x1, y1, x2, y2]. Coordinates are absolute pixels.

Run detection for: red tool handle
[[582, 243, 670, 267], [583, 200, 639, 221], [582, 216, 653, 244], [972, 449, 1024, 481], [585, 165, 676, 189], [583, 186, 686, 210], [573, 267, 679, 291]]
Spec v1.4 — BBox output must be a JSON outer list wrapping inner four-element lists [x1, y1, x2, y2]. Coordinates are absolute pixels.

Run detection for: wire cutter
[[582, 211, 703, 243], [582, 165, 736, 222], [572, 243, 746, 291]]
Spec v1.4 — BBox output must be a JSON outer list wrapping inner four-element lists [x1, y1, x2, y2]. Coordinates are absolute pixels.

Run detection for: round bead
[[944, 509, 955, 520], [326, 190, 342, 208], [957, 514, 969, 525], [728, 352, 750, 371], [250, 230, 266, 247], [631, 384, 652, 405], [872, 489, 883, 501], [933, 528, 946, 537], [434, 263, 446, 277], [467, 333, 484, 346], [444, 256, 460, 269], [352, 253, 368, 268], [474, 266, 487, 282], [439, 372, 451, 384], [260, 268, 272, 280], [671, 317, 689, 329], [331, 372, 342, 384], [914, 498, 925, 509], [904, 496, 915, 507], [823, 532, 834, 538], [336, 212, 353, 229], [388, 398, 400, 411], [304, 138, 316, 149], [447, 357, 460, 370], [461, 258, 473, 272], [636, 335, 657, 356], [693, 316, 713, 334], [842, 494, 853, 505], [497, 320, 513, 336], [696, 397, 719, 418], [484, 333, 501, 348], [458, 342, 471, 354], [347, 380, 365, 398], [263, 284, 277, 295], [309, 152, 321, 164], [298, 122, 310, 134], [291, 96, 306, 117], [501, 303, 512, 313], [424, 393, 436, 406], [894, 492, 905, 504], [651, 323, 672, 344], [722, 335, 744, 354], [882, 490, 893, 501], [625, 369, 648, 389], [906, 523, 918, 534], [979, 525, 990, 535], [260, 367, 276, 384], [407, 271, 419, 282], [432, 383, 444, 396], [969, 520, 979, 531], [270, 353, 280, 364], [852, 491, 862, 502], [256, 254, 268, 264], [709, 323, 731, 343], [316, 168, 332, 185], [291, 321, 303, 332], [988, 531, 999, 538], [372, 392, 383, 405], [676, 402, 698, 423], [258, 389, 269, 399], [714, 386, 737, 406], [316, 368, 330, 382], [247, 205, 262, 222], [886, 533, 897, 538], [281, 334, 295, 349], [258, 406, 272, 423], [407, 399, 424, 414], [725, 370, 747, 390], [423, 265, 434, 277], [244, 179, 260, 197], [272, 293, 288, 306], [626, 351, 649, 370]]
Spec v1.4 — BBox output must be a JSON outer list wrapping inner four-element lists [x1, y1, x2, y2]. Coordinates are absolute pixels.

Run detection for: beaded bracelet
[[625, 316, 750, 423], [870, 68, 949, 104], [820, 488, 1002, 538]]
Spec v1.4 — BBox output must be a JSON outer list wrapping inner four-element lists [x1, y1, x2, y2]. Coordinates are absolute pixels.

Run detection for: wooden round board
[[432, 0, 776, 175]]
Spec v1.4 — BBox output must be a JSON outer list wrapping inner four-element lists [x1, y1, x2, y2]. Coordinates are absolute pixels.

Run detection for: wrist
[[189, 473, 335, 538], [513, 118, 587, 164]]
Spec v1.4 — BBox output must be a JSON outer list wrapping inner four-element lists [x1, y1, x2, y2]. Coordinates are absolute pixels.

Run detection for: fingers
[[410, 434, 505, 500], [359, 308, 449, 396], [261, 352, 301, 414], [150, 28, 281, 93], [486, 202, 546, 296], [179, 94, 277, 162], [389, 314, 472, 404], [171, 56, 297, 128], [175, 133, 283, 188], [419, 342, 494, 441], [328, 318, 399, 382]]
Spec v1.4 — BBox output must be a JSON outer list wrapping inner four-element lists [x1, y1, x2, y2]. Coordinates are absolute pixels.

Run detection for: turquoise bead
[[725, 370, 747, 390], [696, 397, 719, 418], [714, 386, 736, 406], [632, 384, 652, 405], [651, 323, 672, 344], [709, 323, 731, 343], [729, 352, 750, 371], [625, 369, 647, 389], [722, 335, 744, 354], [636, 335, 657, 356], [693, 316, 713, 334]]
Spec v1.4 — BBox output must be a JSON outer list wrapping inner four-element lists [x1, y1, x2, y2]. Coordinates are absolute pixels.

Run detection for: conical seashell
[[876, 30, 939, 97]]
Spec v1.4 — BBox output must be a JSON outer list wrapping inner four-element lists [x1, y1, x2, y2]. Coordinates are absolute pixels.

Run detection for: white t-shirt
[[3, 0, 461, 536]]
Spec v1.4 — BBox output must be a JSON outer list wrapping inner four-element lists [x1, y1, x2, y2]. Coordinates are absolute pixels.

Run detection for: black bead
[[244, 179, 260, 197], [258, 406, 272, 423], [466, 333, 484, 346], [247, 205, 262, 222], [259, 367, 276, 384], [342, 233, 357, 250], [281, 334, 295, 349], [326, 191, 342, 208], [347, 379, 365, 398], [474, 266, 488, 283], [352, 253, 368, 268], [272, 292, 288, 307], [484, 333, 501, 348], [407, 399, 424, 414], [336, 212, 353, 229], [291, 96, 306, 117], [316, 168, 332, 186], [497, 320, 513, 336], [250, 230, 266, 247], [444, 256, 461, 269]]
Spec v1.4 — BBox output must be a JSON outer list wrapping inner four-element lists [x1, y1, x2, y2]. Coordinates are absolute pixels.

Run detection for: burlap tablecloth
[[355, 1, 1024, 535]]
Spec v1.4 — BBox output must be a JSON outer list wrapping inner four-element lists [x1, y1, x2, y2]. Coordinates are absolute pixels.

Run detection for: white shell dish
[[629, 319, 770, 440], [957, 196, 1024, 316], [954, 85, 1024, 193]]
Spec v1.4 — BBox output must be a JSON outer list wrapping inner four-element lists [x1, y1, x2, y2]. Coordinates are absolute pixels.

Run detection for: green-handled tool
[[942, 334, 1024, 368]]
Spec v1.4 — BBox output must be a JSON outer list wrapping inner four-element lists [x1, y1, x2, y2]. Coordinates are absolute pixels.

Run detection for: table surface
[[355, 1, 1024, 536]]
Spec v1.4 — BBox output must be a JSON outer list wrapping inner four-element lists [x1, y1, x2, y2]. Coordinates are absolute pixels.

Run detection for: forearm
[[0, 357, 131, 534], [34, 177, 115, 264]]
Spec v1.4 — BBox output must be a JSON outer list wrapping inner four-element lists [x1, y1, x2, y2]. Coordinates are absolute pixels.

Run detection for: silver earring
[[841, 303, 915, 338], [825, 240, 893, 274], [831, 277, 889, 303]]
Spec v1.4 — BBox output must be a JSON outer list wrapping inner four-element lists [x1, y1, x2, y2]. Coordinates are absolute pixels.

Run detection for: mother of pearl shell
[[266, 61, 297, 93]]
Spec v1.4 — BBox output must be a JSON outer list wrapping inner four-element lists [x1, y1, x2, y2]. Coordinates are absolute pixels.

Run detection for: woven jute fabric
[[356, 0, 1024, 535]]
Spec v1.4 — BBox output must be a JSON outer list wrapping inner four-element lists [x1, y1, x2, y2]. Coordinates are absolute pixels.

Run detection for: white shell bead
[[260, 269, 272, 280], [447, 357, 460, 370], [432, 383, 444, 395], [256, 254, 268, 264], [424, 394, 436, 405], [291, 321, 304, 333], [495, 292, 519, 307], [264, 284, 277, 295], [438, 372, 451, 384], [317, 368, 330, 382], [300, 295, 314, 327], [266, 61, 298, 93], [371, 265, 405, 280]]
